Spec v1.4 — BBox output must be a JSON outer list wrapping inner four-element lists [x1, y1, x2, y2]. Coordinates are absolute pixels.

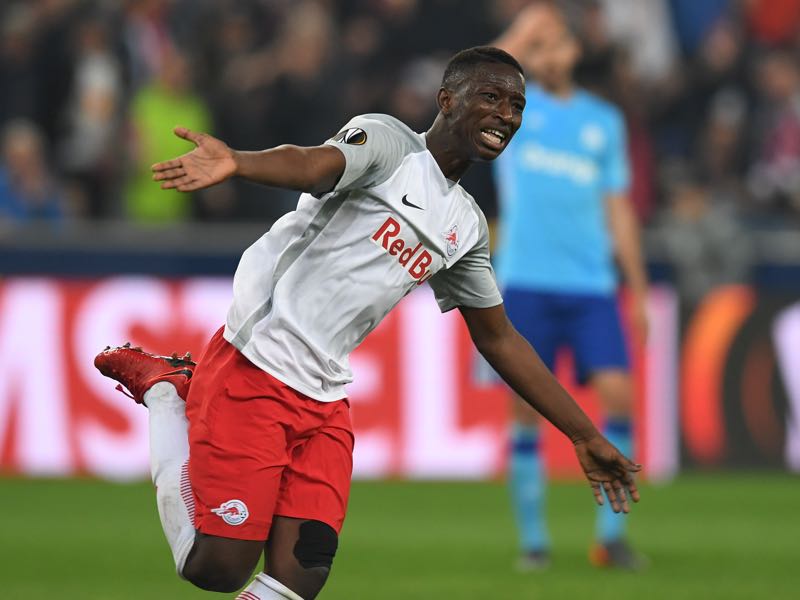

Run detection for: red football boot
[[94, 342, 196, 404]]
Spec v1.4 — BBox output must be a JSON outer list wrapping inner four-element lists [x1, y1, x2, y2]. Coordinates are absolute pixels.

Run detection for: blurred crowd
[[1, 0, 799, 257]]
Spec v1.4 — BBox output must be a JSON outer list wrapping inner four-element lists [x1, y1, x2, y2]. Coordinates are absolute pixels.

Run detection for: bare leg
[[181, 533, 264, 593], [590, 369, 633, 418], [264, 516, 335, 600], [233, 516, 336, 599]]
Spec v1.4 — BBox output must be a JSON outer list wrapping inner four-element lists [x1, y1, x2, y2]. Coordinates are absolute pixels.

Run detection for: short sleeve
[[428, 210, 503, 312], [602, 109, 630, 195], [324, 115, 408, 192]]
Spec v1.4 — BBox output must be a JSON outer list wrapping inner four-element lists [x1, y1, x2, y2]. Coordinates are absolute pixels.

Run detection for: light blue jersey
[[494, 84, 629, 294]]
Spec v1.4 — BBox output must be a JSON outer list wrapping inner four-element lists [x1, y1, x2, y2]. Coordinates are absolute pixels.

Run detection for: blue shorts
[[503, 288, 630, 384]]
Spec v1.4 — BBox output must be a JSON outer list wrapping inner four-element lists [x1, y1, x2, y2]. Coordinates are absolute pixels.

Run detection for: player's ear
[[437, 87, 453, 116]]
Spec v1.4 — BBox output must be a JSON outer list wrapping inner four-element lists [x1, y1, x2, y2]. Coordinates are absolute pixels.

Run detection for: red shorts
[[185, 327, 354, 541]]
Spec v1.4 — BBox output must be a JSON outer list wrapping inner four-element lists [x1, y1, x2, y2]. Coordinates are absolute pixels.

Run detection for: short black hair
[[441, 46, 524, 90]]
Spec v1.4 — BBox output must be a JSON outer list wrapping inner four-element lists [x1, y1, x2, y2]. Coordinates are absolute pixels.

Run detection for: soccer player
[[495, 5, 649, 570], [95, 46, 640, 600]]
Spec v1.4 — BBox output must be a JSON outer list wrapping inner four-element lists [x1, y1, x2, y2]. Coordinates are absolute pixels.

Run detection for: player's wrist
[[568, 425, 601, 446], [231, 150, 244, 178]]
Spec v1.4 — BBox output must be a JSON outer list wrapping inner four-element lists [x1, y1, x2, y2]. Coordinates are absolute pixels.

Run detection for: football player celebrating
[[95, 46, 640, 600]]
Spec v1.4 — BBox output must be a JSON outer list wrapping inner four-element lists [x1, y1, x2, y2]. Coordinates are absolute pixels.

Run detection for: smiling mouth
[[479, 128, 507, 148]]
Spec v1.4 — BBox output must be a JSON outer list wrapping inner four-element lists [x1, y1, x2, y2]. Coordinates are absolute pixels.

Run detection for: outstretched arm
[[460, 303, 641, 512], [608, 193, 649, 342], [152, 127, 346, 194]]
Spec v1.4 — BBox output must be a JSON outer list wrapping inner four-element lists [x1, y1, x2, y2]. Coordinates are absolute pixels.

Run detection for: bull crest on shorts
[[211, 499, 250, 525]]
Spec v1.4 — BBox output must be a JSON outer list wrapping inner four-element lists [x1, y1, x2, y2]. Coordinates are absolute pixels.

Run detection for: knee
[[180, 532, 264, 593], [593, 371, 633, 415], [269, 521, 338, 599], [294, 520, 338, 571], [182, 549, 257, 593]]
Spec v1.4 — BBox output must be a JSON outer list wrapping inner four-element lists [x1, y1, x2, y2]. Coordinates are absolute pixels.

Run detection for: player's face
[[520, 11, 580, 91], [454, 63, 526, 161]]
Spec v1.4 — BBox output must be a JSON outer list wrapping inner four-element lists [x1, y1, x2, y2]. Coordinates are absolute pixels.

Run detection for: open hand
[[574, 434, 641, 513], [152, 127, 237, 192]]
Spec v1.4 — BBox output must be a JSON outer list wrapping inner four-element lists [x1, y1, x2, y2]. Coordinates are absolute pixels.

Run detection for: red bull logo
[[211, 499, 249, 526], [443, 225, 459, 257], [372, 217, 433, 284]]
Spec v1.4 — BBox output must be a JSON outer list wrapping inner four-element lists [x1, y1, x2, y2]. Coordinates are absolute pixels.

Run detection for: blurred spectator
[[607, 47, 657, 222], [696, 88, 749, 203], [0, 120, 66, 225], [655, 163, 752, 307], [747, 49, 800, 216], [669, 0, 732, 55], [125, 46, 212, 222], [338, 14, 389, 116], [745, 0, 800, 47], [192, 2, 279, 221], [30, 0, 84, 145], [268, 1, 341, 146], [0, 5, 40, 127], [58, 13, 124, 218], [388, 57, 443, 131], [200, 1, 279, 150], [121, 0, 175, 91], [654, 16, 749, 159], [596, 0, 678, 84]]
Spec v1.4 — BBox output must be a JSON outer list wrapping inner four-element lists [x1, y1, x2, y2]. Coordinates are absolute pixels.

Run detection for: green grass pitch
[[1, 474, 798, 599]]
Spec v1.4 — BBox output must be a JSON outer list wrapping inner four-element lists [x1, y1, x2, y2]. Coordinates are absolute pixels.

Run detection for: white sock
[[236, 573, 304, 600], [143, 381, 196, 576]]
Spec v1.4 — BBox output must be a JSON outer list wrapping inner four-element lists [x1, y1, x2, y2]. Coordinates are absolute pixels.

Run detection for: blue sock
[[597, 417, 633, 543], [508, 424, 549, 552]]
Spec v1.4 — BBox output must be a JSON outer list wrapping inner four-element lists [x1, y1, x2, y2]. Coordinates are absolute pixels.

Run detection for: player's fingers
[[153, 167, 185, 181], [152, 159, 182, 172], [626, 457, 643, 472], [625, 476, 641, 503], [160, 175, 194, 190], [614, 480, 630, 513], [611, 454, 639, 476], [176, 179, 202, 192], [603, 481, 621, 513], [590, 481, 604, 506], [174, 126, 204, 146]]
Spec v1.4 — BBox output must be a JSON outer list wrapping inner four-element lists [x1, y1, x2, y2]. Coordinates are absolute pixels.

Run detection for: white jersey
[[224, 114, 503, 401]]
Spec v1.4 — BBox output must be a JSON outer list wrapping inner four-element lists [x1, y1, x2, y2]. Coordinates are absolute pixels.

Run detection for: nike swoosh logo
[[402, 195, 423, 210], [163, 369, 193, 380]]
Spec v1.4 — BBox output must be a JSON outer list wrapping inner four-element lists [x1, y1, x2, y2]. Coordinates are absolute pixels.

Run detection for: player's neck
[[424, 119, 471, 182]]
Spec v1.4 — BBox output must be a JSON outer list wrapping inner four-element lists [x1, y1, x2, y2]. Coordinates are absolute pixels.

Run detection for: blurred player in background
[[495, 3, 649, 570], [95, 46, 640, 600]]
